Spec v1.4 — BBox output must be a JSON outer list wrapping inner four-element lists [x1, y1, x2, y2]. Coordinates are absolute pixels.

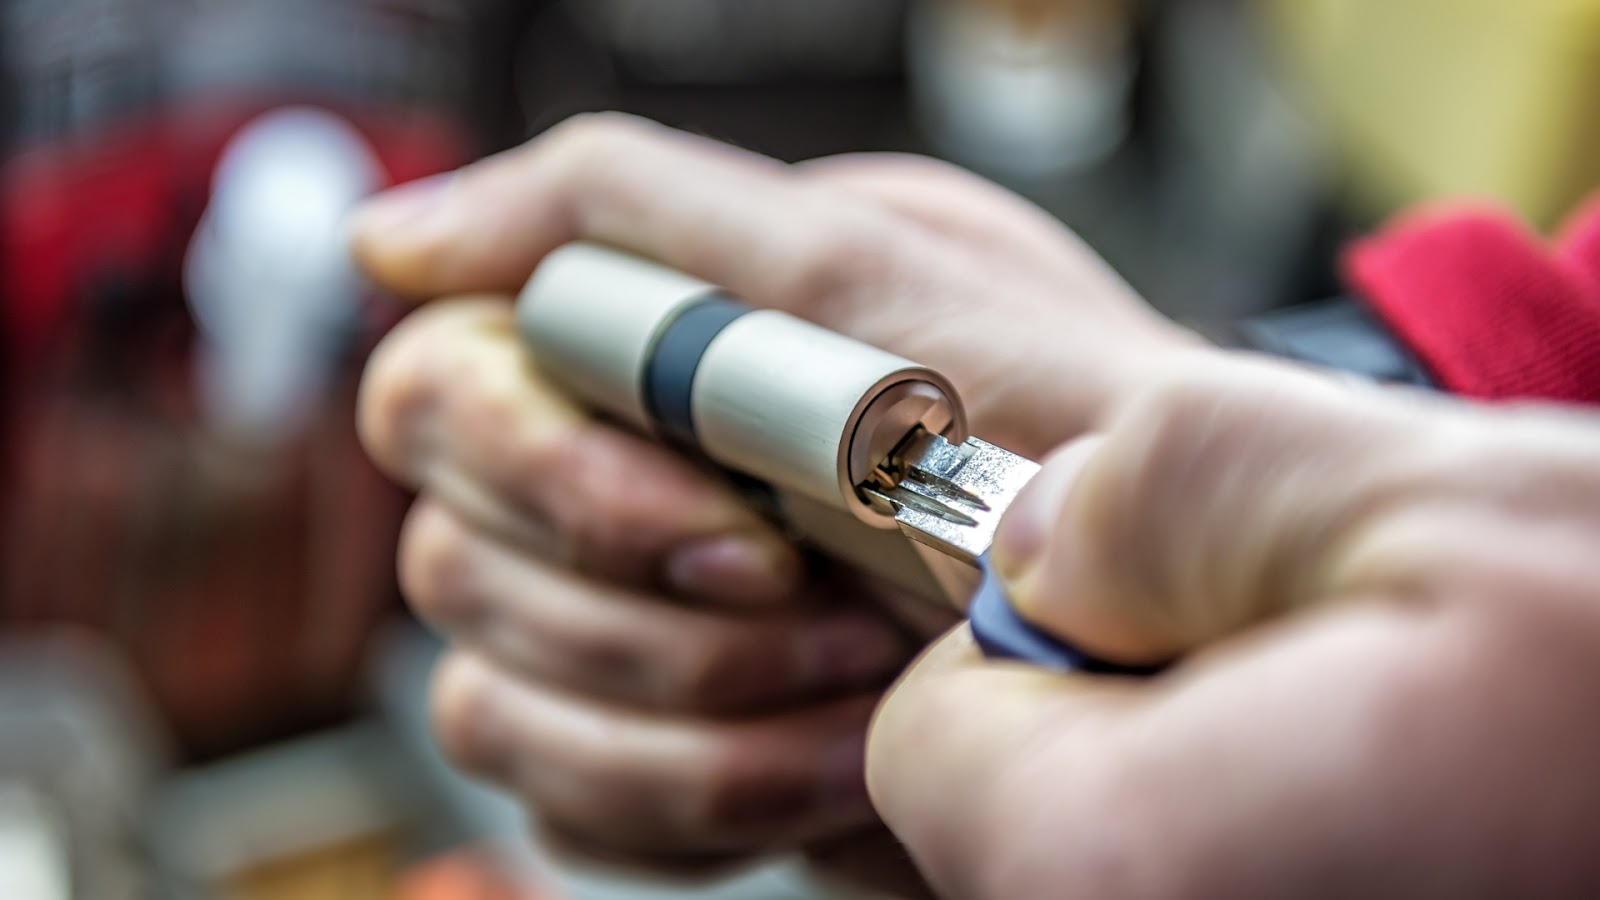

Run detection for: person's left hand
[[351, 114, 1207, 892]]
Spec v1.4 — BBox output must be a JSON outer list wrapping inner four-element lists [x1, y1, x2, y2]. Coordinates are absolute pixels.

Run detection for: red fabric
[[0, 96, 461, 755], [0, 94, 467, 377], [1345, 197, 1600, 404]]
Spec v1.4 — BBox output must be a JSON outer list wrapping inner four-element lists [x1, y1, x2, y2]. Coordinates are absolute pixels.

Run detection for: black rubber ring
[[641, 294, 751, 447]]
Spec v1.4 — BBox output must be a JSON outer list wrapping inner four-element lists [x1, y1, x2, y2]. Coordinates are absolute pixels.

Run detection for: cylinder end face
[[843, 371, 967, 526]]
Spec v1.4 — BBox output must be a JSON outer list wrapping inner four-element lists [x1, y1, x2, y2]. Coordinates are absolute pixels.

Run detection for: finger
[[989, 358, 1485, 664], [348, 114, 948, 345], [795, 153, 1207, 452], [866, 626, 1145, 899], [867, 600, 1527, 899], [352, 116, 1209, 456], [400, 501, 911, 715], [359, 296, 799, 605], [431, 651, 881, 855]]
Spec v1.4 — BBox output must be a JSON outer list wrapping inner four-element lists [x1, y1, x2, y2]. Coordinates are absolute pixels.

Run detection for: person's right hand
[[352, 114, 1208, 884], [869, 358, 1600, 898]]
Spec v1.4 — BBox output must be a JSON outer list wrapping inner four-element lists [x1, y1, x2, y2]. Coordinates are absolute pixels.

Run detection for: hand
[[352, 113, 1203, 883], [353, 113, 1202, 459], [869, 358, 1600, 898]]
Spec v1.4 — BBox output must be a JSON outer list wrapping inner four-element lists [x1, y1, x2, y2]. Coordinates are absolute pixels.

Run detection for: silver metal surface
[[864, 430, 1040, 567]]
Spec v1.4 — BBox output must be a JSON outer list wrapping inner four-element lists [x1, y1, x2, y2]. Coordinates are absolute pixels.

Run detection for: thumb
[[990, 358, 1455, 666], [865, 628, 1144, 899]]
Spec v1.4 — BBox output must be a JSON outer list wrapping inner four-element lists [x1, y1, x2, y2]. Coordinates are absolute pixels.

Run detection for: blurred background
[[3, 0, 1599, 897]]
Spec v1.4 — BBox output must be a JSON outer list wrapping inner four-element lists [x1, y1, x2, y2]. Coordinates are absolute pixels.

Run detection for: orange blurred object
[[393, 849, 557, 900]]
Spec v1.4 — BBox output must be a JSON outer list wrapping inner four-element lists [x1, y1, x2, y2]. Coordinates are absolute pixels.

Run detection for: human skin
[[355, 113, 1600, 898], [351, 113, 1201, 888], [870, 359, 1600, 898]]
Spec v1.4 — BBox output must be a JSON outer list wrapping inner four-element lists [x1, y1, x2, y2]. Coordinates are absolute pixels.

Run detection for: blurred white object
[[0, 784, 70, 900], [908, 0, 1133, 179], [146, 724, 412, 895], [185, 106, 383, 451], [0, 633, 170, 900], [554, 859, 872, 900]]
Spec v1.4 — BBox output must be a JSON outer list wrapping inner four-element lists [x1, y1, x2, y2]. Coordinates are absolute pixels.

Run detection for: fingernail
[[667, 535, 798, 604], [993, 435, 1102, 580], [796, 616, 909, 690], [350, 172, 455, 238]]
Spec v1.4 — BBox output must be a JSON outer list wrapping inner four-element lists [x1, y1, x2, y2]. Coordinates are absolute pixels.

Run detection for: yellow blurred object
[[1260, 0, 1600, 226], [391, 847, 554, 900], [229, 836, 396, 900]]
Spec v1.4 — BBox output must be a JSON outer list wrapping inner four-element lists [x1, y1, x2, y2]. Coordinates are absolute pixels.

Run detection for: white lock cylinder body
[[518, 242, 967, 526]]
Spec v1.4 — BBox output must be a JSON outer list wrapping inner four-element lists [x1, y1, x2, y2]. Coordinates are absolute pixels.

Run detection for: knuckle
[[1117, 373, 1218, 445], [805, 152, 983, 205], [1088, 376, 1255, 630], [776, 198, 899, 314], [1098, 365, 1370, 635], [538, 112, 656, 167], [398, 503, 480, 626]]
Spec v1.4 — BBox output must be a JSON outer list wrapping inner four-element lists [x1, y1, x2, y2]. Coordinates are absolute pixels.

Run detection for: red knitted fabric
[[1344, 197, 1600, 404]]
